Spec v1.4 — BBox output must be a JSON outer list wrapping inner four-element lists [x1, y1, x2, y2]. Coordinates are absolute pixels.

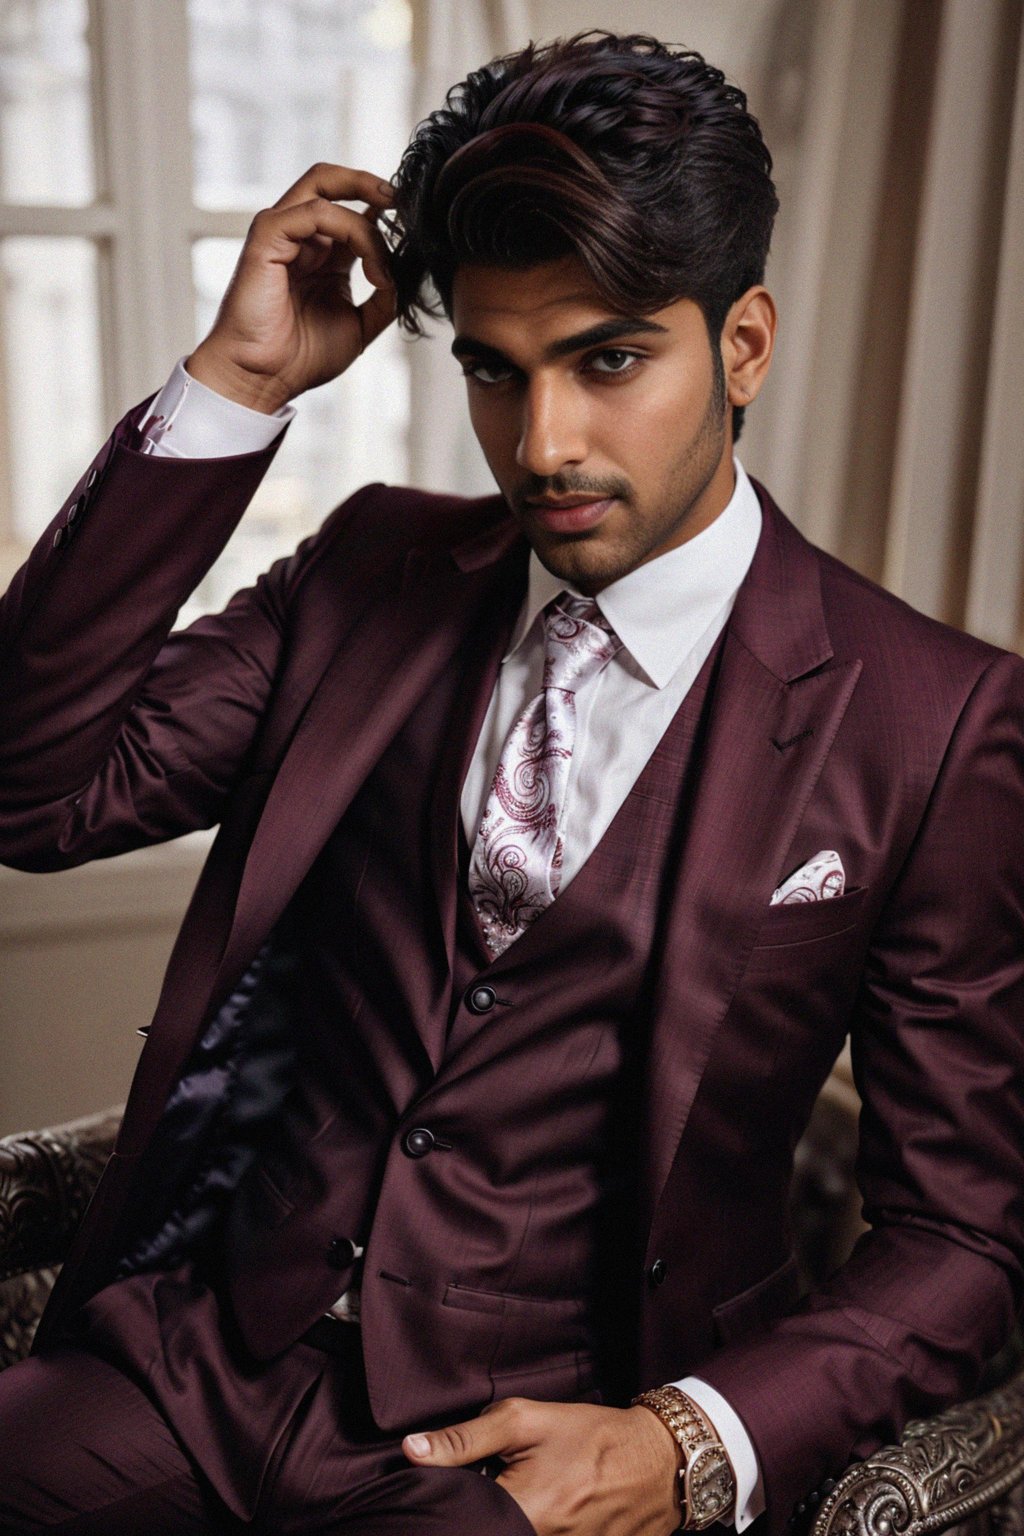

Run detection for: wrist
[[185, 345, 294, 415], [628, 1402, 685, 1521], [632, 1386, 737, 1531]]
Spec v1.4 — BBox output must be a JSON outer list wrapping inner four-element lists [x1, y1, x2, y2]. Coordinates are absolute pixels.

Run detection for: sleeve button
[[52, 526, 67, 549], [648, 1258, 668, 1286]]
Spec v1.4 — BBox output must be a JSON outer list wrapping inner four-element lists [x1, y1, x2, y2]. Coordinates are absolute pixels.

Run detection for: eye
[[460, 359, 515, 386], [587, 349, 642, 377]]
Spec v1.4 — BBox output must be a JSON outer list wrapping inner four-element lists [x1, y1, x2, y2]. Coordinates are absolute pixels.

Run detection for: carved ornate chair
[[1, 1087, 1022, 1536], [0, 1105, 122, 1367]]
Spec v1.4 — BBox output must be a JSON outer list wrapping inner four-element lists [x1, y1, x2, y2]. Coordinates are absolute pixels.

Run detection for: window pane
[[188, 0, 412, 211], [188, 236, 409, 618], [0, 0, 96, 206], [1, 236, 103, 542]]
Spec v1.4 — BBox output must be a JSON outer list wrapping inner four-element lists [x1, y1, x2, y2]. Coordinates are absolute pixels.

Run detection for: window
[[0, 0, 413, 614]]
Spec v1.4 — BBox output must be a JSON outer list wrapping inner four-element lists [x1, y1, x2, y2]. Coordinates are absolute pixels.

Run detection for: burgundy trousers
[[0, 1265, 536, 1534]]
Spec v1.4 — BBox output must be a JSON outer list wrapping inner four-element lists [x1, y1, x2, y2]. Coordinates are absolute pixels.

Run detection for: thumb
[[357, 282, 397, 352], [403, 1405, 516, 1468]]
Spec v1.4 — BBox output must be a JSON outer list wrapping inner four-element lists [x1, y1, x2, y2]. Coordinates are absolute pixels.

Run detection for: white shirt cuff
[[139, 357, 295, 458], [671, 1376, 765, 1531]]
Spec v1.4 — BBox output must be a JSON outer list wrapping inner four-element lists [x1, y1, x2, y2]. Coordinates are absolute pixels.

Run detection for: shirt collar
[[504, 459, 763, 688]]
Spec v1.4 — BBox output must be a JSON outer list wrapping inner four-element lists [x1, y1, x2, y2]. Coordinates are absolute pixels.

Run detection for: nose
[[515, 375, 588, 477]]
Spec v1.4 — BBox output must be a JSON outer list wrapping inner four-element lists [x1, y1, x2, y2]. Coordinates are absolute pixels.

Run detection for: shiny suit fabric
[[1, 398, 1023, 1533]]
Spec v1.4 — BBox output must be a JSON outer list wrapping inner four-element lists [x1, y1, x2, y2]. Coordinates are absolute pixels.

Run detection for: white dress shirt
[[459, 469, 761, 881], [141, 359, 765, 1527]]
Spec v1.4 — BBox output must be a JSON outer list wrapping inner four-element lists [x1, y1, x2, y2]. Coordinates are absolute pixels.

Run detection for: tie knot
[[542, 594, 621, 694]]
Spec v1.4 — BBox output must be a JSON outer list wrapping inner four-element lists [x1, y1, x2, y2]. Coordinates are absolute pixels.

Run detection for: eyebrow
[[450, 315, 670, 365]]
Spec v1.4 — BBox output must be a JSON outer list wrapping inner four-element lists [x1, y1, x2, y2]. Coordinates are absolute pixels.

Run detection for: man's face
[[450, 255, 735, 594]]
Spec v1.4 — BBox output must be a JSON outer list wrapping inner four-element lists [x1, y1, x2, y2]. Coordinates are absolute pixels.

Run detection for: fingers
[[246, 197, 393, 290], [403, 1399, 533, 1468], [271, 161, 395, 213]]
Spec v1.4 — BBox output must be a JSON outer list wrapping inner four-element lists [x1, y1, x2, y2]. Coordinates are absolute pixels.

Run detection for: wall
[[0, 841, 205, 1133]]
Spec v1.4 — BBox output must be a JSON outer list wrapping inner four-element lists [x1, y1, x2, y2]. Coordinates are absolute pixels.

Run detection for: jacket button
[[326, 1236, 359, 1270], [648, 1258, 668, 1286], [403, 1126, 435, 1158], [466, 984, 496, 1014]]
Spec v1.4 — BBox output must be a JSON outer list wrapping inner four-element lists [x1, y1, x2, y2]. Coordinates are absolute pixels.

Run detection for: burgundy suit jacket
[[2, 399, 1023, 1534]]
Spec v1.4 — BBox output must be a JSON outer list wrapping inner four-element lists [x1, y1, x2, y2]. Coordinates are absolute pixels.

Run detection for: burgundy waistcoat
[[223, 599, 724, 1431]]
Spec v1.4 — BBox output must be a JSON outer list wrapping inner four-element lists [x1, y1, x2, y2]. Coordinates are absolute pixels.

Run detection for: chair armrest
[[0, 1108, 121, 1280], [811, 1368, 1024, 1536]]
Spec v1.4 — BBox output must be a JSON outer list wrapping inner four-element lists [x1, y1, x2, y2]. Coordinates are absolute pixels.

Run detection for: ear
[[720, 285, 776, 409]]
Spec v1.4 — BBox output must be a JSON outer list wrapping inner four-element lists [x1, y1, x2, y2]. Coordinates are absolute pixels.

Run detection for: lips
[[523, 497, 617, 533]]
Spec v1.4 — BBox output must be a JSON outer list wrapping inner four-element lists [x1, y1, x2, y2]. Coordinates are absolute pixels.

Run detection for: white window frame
[[0, 0, 259, 587], [0, 0, 505, 599]]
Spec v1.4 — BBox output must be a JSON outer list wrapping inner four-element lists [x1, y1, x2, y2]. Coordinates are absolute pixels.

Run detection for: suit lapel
[[640, 491, 862, 1223], [426, 559, 527, 988], [212, 519, 527, 1009]]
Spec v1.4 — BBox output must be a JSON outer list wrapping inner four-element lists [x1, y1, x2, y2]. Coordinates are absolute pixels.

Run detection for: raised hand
[[403, 1397, 683, 1536], [186, 163, 397, 414]]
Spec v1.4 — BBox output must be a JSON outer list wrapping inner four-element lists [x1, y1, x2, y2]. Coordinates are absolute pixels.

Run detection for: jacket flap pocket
[[443, 1283, 583, 1319], [712, 1254, 802, 1345]]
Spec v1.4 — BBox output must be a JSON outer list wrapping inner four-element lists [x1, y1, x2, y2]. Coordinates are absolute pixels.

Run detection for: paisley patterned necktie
[[468, 594, 622, 957]]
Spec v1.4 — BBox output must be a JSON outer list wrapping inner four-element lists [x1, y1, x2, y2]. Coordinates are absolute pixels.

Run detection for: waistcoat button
[[648, 1258, 668, 1286], [403, 1126, 435, 1158], [466, 984, 497, 1014], [326, 1236, 359, 1269]]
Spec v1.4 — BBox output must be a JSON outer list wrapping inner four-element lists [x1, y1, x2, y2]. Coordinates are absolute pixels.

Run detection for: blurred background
[[1, 0, 1022, 1132]]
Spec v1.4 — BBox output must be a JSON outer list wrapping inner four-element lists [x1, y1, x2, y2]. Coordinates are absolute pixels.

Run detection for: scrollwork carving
[[0, 1266, 59, 1368], [0, 1109, 120, 1282], [0, 1109, 120, 1367], [814, 1376, 1024, 1536]]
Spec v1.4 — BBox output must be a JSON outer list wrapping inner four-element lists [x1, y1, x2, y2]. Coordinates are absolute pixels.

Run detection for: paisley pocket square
[[770, 849, 846, 905]]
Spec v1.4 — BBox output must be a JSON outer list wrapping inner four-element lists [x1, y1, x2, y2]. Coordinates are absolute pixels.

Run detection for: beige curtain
[[745, 0, 1024, 652]]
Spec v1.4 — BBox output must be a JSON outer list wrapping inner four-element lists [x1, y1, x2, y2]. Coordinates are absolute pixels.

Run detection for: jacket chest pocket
[[748, 884, 869, 954], [723, 887, 871, 1082]]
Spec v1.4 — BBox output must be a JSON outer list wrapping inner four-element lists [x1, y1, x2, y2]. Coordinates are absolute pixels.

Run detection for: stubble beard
[[529, 370, 729, 595]]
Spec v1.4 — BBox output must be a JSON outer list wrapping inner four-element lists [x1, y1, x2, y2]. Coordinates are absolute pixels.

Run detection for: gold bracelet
[[632, 1385, 737, 1531]]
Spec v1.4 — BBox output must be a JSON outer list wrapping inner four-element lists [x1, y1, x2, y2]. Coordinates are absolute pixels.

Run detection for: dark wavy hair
[[387, 31, 778, 438]]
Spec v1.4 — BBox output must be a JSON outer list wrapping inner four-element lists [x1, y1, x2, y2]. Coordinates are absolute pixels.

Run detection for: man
[[1, 29, 1022, 1536]]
